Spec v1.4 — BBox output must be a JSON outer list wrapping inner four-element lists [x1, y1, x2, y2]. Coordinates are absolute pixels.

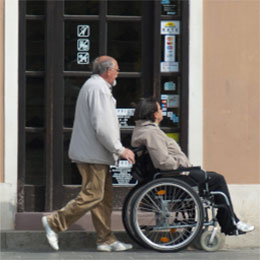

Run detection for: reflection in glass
[[25, 133, 45, 185], [65, 21, 99, 71], [26, 20, 45, 71], [108, 0, 141, 16], [64, 77, 86, 127], [112, 78, 142, 110], [26, 0, 45, 15], [108, 22, 141, 72], [64, 0, 99, 15], [63, 133, 81, 185], [26, 77, 45, 127]]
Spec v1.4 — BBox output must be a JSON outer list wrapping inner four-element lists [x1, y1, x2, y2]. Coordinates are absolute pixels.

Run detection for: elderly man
[[42, 56, 135, 252]]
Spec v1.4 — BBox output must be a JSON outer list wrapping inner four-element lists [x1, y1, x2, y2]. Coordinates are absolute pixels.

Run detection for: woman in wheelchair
[[131, 97, 254, 236]]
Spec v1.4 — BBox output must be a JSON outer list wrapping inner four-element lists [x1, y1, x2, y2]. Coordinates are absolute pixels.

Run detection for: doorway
[[18, 0, 189, 211]]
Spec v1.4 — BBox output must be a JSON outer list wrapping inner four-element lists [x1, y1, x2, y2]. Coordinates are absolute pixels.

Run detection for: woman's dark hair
[[134, 97, 159, 122]]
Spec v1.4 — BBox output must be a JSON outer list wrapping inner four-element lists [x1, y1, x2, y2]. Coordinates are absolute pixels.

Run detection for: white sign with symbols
[[111, 161, 137, 186], [161, 21, 180, 35], [161, 61, 179, 72], [77, 25, 90, 37], [77, 52, 89, 64], [116, 108, 135, 128], [77, 39, 90, 51]]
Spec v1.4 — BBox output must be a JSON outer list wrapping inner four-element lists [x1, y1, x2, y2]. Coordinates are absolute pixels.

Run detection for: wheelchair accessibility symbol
[[77, 52, 89, 64]]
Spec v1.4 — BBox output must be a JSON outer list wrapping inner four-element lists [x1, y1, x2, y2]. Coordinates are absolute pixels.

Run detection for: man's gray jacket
[[69, 74, 125, 165]]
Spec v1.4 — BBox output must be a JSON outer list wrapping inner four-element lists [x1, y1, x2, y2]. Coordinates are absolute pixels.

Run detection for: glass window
[[64, 0, 99, 15], [26, 77, 45, 127], [108, 0, 142, 16], [25, 133, 45, 185], [112, 78, 142, 108], [64, 21, 99, 71], [64, 77, 86, 127], [26, 0, 45, 15], [26, 20, 45, 71], [108, 22, 141, 72]]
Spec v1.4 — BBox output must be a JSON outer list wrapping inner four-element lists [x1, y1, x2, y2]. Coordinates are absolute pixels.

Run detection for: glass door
[[18, 0, 188, 212]]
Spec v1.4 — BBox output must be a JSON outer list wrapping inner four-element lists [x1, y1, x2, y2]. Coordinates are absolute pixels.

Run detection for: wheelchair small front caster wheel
[[200, 230, 225, 252]]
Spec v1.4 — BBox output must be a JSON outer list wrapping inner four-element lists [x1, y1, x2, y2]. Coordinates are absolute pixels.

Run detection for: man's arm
[[89, 89, 135, 163]]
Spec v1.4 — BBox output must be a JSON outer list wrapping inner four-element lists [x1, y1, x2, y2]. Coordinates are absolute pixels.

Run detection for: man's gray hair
[[92, 57, 115, 75]]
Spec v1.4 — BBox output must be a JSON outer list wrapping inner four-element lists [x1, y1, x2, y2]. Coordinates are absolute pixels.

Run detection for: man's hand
[[120, 148, 135, 164]]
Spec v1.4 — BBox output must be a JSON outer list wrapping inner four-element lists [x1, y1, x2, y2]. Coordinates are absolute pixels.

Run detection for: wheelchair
[[122, 146, 237, 252]]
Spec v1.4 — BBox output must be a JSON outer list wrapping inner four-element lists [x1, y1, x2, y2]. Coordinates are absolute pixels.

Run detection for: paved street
[[1, 248, 259, 260]]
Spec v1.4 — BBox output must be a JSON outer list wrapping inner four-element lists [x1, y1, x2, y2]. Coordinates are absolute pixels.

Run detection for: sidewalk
[[1, 248, 260, 260], [1, 229, 260, 251]]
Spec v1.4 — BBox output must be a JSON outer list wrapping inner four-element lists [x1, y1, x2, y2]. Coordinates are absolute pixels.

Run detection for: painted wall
[[0, 0, 18, 230], [203, 0, 260, 184]]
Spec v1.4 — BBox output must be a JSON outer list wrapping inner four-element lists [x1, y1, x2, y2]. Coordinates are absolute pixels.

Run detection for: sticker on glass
[[77, 39, 90, 51], [77, 25, 90, 37], [77, 52, 89, 64], [164, 35, 175, 61], [116, 109, 135, 128], [111, 161, 137, 186], [161, 61, 179, 72], [164, 81, 176, 91], [161, 94, 179, 108], [161, 21, 180, 35]]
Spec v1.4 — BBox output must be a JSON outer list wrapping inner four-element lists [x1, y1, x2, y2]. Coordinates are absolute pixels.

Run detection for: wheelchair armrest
[[154, 166, 202, 179], [160, 166, 201, 175], [131, 146, 146, 155]]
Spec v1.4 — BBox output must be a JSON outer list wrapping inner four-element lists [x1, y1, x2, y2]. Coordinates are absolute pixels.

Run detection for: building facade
[[0, 0, 259, 247]]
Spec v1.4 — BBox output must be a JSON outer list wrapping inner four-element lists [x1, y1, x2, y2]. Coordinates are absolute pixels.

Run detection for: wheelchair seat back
[[131, 146, 158, 182]]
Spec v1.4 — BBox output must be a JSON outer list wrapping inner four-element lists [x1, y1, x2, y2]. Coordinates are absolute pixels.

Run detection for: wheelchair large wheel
[[130, 178, 204, 252], [122, 182, 148, 247]]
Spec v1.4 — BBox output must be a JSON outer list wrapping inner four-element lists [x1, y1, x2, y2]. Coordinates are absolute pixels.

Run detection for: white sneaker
[[236, 221, 254, 233], [42, 216, 59, 250], [97, 241, 133, 252]]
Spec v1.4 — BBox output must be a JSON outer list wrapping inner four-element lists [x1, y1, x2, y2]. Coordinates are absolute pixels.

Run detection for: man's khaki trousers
[[47, 163, 117, 244]]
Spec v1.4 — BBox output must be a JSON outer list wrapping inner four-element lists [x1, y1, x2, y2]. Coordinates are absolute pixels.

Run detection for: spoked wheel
[[122, 182, 148, 247], [200, 230, 225, 252], [130, 178, 204, 252]]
